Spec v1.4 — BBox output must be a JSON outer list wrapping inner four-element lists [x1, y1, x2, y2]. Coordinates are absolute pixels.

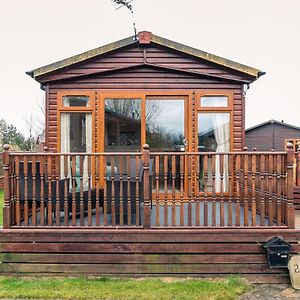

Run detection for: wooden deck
[[1, 228, 300, 283], [0, 145, 299, 283]]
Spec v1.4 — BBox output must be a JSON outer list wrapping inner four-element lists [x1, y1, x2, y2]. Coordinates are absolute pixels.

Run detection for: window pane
[[60, 112, 92, 153], [146, 99, 184, 151], [198, 113, 230, 152], [63, 96, 90, 107], [198, 112, 230, 193], [200, 96, 228, 107], [105, 98, 141, 152]]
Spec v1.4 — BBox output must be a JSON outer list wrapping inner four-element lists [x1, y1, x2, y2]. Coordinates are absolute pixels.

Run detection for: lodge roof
[[246, 119, 300, 132], [26, 31, 264, 81]]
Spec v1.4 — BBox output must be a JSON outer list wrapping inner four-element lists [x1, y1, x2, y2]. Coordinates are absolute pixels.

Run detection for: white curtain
[[60, 113, 71, 184], [213, 113, 230, 193], [83, 114, 92, 190]]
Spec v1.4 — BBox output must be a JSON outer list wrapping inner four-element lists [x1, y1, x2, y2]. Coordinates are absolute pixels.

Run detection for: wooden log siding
[[1, 228, 300, 283], [44, 44, 245, 152], [2, 147, 295, 229]]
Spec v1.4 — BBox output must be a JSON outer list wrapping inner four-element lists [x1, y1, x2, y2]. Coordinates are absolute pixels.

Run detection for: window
[[146, 98, 185, 151], [62, 96, 90, 107], [104, 98, 142, 152], [198, 113, 230, 152], [200, 96, 228, 108]]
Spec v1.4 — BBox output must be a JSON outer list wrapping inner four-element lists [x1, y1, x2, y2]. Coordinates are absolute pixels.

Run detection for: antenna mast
[[112, 0, 137, 40]]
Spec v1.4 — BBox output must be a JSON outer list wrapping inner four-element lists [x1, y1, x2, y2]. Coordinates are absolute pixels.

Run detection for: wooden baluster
[[29, 155, 36, 226], [211, 154, 215, 199], [243, 152, 249, 226], [180, 155, 184, 226], [219, 154, 224, 226], [95, 155, 100, 226], [126, 156, 131, 226], [2, 145, 11, 228], [47, 155, 53, 226], [142, 144, 151, 229], [10, 156, 16, 226], [15, 155, 20, 226], [210, 155, 214, 227], [119, 156, 124, 226], [235, 154, 241, 227], [286, 143, 295, 228], [71, 155, 77, 226], [276, 154, 282, 226], [171, 155, 176, 227], [260, 155, 266, 226], [268, 154, 274, 226], [111, 156, 116, 226], [155, 155, 160, 226], [22, 155, 29, 226], [39, 154, 45, 226], [79, 155, 84, 226], [296, 150, 300, 186], [163, 155, 168, 227], [63, 155, 69, 226], [103, 156, 108, 226], [135, 155, 140, 226], [281, 154, 287, 223], [195, 155, 200, 227], [251, 154, 256, 226], [228, 154, 233, 226], [54, 156, 60, 226], [187, 155, 192, 227], [87, 155, 92, 227]]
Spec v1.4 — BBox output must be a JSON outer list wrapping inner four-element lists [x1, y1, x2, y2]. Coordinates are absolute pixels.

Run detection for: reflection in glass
[[63, 96, 90, 107], [200, 96, 228, 108], [146, 99, 185, 192], [198, 113, 230, 193], [146, 99, 184, 151], [105, 99, 141, 152]]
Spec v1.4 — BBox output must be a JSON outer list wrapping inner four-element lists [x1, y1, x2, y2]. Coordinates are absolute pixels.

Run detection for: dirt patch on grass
[[238, 284, 300, 299]]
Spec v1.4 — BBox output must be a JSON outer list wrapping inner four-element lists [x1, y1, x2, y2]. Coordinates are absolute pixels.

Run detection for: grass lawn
[[0, 276, 250, 300], [0, 189, 3, 226]]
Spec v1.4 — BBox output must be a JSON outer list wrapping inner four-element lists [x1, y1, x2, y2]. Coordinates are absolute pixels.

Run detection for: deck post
[[286, 142, 295, 228], [296, 149, 300, 186], [2, 144, 11, 229], [142, 144, 151, 229]]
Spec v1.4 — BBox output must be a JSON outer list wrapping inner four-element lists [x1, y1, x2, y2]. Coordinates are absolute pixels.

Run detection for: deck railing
[[1, 144, 296, 229]]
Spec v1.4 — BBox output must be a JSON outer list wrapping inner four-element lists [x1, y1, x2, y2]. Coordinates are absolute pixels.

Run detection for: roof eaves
[[151, 34, 263, 79], [246, 119, 300, 132], [29, 35, 136, 78]]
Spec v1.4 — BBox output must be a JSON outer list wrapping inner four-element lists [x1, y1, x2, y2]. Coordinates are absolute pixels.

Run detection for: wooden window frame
[[196, 90, 233, 111], [98, 90, 193, 152], [195, 90, 234, 152], [57, 91, 96, 153]]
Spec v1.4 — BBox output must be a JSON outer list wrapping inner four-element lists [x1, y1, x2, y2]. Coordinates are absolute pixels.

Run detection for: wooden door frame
[[194, 90, 234, 198]]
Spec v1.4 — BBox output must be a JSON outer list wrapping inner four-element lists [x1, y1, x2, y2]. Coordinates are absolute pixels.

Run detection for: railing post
[[142, 144, 151, 229], [297, 149, 300, 186], [286, 142, 295, 228], [2, 144, 11, 229]]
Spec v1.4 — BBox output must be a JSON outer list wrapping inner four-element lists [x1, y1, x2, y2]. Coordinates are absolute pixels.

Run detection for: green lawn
[[0, 189, 3, 226], [0, 276, 250, 300]]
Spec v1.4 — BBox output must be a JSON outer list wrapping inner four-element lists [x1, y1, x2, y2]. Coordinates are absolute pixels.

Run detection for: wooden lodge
[[1, 31, 300, 283]]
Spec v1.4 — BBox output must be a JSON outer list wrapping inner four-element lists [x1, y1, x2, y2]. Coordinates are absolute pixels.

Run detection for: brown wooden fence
[[1, 144, 296, 229]]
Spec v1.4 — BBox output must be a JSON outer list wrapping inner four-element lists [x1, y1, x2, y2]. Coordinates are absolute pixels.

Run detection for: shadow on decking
[[21, 201, 275, 228]]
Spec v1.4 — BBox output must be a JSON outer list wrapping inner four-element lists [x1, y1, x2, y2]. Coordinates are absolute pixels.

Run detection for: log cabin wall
[[246, 122, 300, 151], [41, 44, 247, 153]]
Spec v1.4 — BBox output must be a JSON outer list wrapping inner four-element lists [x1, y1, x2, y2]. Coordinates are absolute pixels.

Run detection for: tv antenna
[[112, 0, 137, 40]]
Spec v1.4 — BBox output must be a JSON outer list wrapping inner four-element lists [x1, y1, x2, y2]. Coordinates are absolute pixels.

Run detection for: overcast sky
[[0, 0, 299, 136]]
